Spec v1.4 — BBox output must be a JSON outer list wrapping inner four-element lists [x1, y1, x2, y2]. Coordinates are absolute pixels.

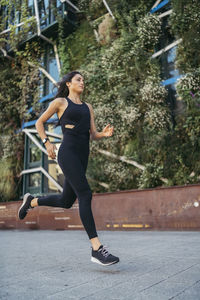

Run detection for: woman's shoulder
[[54, 97, 66, 104], [51, 97, 67, 109], [85, 102, 93, 110]]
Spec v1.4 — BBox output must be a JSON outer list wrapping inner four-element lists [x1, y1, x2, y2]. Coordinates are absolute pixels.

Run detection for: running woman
[[18, 71, 120, 266]]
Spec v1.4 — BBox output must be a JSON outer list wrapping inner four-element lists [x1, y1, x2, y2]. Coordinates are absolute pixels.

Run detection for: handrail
[[151, 39, 182, 59], [20, 166, 63, 192]]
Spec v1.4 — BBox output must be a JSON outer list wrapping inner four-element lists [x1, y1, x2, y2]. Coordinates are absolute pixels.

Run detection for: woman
[[18, 71, 120, 266]]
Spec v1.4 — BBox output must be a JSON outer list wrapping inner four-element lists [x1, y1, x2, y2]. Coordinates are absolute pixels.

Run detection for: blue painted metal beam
[[161, 75, 183, 86], [21, 92, 57, 129], [22, 117, 58, 129], [150, 0, 170, 14], [27, 92, 56, 113]]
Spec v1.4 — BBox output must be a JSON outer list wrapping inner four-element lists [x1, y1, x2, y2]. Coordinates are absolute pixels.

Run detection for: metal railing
[[21, 129, 63, 192]]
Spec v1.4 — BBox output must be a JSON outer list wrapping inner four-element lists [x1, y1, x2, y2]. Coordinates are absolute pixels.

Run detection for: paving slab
[[0, 230, 200, 300]]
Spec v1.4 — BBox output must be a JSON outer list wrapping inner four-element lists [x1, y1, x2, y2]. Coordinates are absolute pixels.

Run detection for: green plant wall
[[63, 0, 200, 191], [0, 41, 43, 201], [0, 0, 200, 200], [61, 0, 171, 192]]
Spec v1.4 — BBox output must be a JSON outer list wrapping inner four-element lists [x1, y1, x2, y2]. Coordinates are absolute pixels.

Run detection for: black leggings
[[37, 133, 98, 240]]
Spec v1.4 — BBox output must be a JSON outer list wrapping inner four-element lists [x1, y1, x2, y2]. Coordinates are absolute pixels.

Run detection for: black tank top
[[58, 97, 91, 138]]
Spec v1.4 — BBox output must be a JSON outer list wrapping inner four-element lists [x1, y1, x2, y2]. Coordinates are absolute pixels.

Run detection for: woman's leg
[[33, 178, 77, 209], [58, 150, 98, 241], [31, 180, 101, 250]]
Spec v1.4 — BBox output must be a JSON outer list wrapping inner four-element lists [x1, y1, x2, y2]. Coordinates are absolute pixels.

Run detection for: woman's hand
[[45, 141, 57, 159], [102, 123, 114, 137]]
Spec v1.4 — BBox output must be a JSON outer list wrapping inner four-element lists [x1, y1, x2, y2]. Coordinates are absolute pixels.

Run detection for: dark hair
[[52, 70, 83, 128]]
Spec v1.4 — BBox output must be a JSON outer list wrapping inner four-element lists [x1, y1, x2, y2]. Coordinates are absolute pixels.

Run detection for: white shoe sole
[[18, 193, 31, 219], [91, 256, 119, 266]]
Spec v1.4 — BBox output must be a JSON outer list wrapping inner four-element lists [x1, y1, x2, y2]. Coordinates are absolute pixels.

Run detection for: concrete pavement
[[0, 230, 200, 300]]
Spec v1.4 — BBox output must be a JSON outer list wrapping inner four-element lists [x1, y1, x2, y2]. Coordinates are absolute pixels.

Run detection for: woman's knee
[[59, 197, 74, 209], [79, 189, 92, 202], [63, 202, 73, 209]]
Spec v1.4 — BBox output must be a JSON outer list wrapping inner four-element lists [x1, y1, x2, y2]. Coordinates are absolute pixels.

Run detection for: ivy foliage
[[67, 0, 172, 191], [169, 0, 200, 184], [169, 0, 200, 72], [0, 0, 200, 200], [66, 0, 200, 191], [0, 37, 43, 201]]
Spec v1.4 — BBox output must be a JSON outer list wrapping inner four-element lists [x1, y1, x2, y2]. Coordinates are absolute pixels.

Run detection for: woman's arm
[[35, 99, 58, 139], [35, 98, 61, 159], [86, 103, 114, 140]]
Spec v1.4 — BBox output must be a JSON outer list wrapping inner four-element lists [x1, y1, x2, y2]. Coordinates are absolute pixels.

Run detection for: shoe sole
[[91, 256, 119, 266], [18, 193, 31, 220]]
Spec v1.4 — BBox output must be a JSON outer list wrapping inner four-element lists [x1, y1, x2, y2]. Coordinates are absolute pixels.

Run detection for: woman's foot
[[18, 193, 35, 220], [91, 245, 120, 266]]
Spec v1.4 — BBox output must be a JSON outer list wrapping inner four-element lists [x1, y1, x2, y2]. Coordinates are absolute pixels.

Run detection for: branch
[[97, 149, 169, 184]]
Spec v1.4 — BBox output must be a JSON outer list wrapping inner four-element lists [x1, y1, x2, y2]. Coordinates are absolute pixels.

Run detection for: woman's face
[[66, 74, 84, 94]]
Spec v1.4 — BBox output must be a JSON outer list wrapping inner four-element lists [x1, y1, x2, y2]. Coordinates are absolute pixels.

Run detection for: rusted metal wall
[[0, 184, 200, 230]]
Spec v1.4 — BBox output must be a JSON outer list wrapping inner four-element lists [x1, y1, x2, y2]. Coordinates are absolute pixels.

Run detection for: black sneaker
[[91, 245, 120, 266], [18, 193, 34, 220]]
